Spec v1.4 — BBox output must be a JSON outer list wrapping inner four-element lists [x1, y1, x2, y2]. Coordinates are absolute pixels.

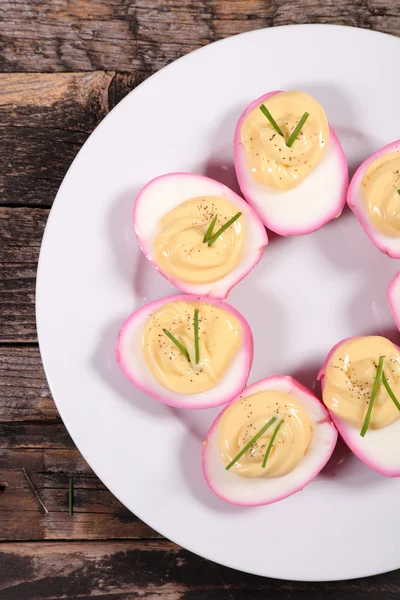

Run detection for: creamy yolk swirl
[[323, 336, 400, 429], [219, 390, 312, 478], [142, 300, 241, 394], [241, 90, 329, 190], [154, 196, 244, 284], [362, 151, 400, 236]]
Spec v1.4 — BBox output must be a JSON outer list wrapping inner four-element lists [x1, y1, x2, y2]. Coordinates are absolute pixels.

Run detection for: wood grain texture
[[0, 0, 213, 73], [0, 0, 399, 74], [0, 207, 48, 341], [1, 541, 400, 600], [0, 345, 157, 541], [0, 449, 158, 541], [0, 72, 136, 208], [0, 347, 56, 422], [0, 72, 132, 340], [213, 0, 400, 37]]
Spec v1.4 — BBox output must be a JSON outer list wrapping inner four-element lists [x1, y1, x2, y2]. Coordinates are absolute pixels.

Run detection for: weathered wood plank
[[0, 346, 56, 422], [0, 207, 46, 264], [0, 448, 92, 477], [0, 451, 158, 541], [0, 345, 158, 542], [0, 72, 136, 207], [0, 207, 48, 341], [0, 0, 213, 73], [0, 1, 399, 75], [0, 423, 73, 449], [213, 0, 400, 37], [0, 348, 159, 541], [0, 72, 111, 128], [0, 509, 157, 543], [0, 540, 399, 600], [0, 337, 155, 541]]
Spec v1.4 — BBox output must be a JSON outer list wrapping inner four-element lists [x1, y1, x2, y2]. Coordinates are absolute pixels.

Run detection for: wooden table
[[1, 1, 400, 597]]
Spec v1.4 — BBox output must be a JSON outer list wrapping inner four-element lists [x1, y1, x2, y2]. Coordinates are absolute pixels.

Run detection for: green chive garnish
[[69, 478, 73, 516], [262, 419, 284, 468], [163, 329, 190, 362], [259, 104, 284, 137], [207, 212, 242, 247], [194, 308, 200, 364], [397, 189, 400, 195], [286, 112, 310, 148], [225, 417, 277, 471], [360, 356, 384, 437], [203, 214, 218, 243], [382, 372, 400, 412]]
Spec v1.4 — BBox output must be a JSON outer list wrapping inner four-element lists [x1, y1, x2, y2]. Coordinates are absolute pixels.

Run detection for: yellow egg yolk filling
[[219, 390, 312, 478], [362, 152, 400, 237], [154, 196, 244, 284], [241, 90, 329, 190], [322, 336, 400, 429], [142, 300, 242, 394]]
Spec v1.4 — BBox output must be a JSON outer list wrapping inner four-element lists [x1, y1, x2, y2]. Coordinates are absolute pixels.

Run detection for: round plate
[[37, 24, 400, 581]]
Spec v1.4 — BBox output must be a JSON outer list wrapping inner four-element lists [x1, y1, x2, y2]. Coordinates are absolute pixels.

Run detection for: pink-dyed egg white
[[115, 295, 253, 409], [388, 271, 400, 331], [133, 173, 268, 299], [319, 336, 400, 477], [202, 376, 337, 506], [234, 91, 348, 236], [347, 140, 400, 257]]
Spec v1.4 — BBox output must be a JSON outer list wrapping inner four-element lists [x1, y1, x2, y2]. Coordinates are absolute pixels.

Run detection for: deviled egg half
[[234, 90, 348, 235], [116, 295, 253, 409], [319, 336, 400, 476], [348, 140, 400, 257], [134, 173, 268, 299], [202, 376, 337, 506]]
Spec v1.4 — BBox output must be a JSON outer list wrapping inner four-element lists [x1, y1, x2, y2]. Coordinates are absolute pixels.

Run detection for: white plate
[[36, 25, 400, 581]]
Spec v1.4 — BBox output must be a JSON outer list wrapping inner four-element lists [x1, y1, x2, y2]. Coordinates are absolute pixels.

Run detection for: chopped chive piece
[[360, 356, 384, 437], [262, 419, 284, 468], [259, 104, 284, 137], [382, 372, 400, 412], [286, 112, 310, 147], [163, 329, 190, 362], [398, 189, 400, 195], [225, 417, 276, 471], [203, 214, 218, 243], [69, 478, 73, 516], [194, 308, 200, 365], [207, 212, 242, 247]]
